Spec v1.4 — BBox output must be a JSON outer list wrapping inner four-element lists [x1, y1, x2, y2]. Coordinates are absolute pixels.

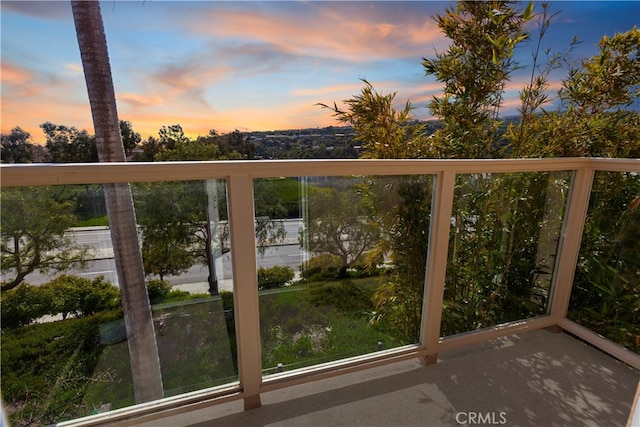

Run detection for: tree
[[135, 125, 221, 162], [319, 79, 429, 159], [41, 122, 98, 162], [423, 1, 533, 158], [1, 187, 91, 290], [322, 1, 538, 342], [221, 130, 256, 159], [303, 185, 378, 278], [505, 2, 579, 158], [319, 84, 432, 342], [136, 139, 286, 295], [419, 1, 568, 335], [319, 2, 638, 347], [154, 138, 222, 162], [552, 28, 640, 348], [140, 139, 229, 295], [561, 27, 640, 116], [195, 129, 256, 159], [135, 178, 289, 295], [133, 135, 162, 161], [134, 180, 219, 287], [366, 175, 433, 343], [1, 127, 36, 163], [120, 120, 142, 157], [569, 171, 640, 349], [253, 179, 288, 254], [139, 214, 196, 282], [158, 124, 189, 150], [71, 0, 163, 402], [506, 26, 640, 158], [42, 274, 120, 319]]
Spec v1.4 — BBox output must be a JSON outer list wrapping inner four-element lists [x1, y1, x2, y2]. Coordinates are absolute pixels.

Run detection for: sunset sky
[[1, 1, 638, 144]]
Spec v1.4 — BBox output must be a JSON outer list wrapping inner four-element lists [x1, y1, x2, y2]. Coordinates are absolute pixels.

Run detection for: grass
[[75, 215, 108, 227], [259, 277, 399, 372]]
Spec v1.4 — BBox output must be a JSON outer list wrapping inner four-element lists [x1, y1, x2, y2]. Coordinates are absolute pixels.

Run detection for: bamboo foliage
[[325, 3, 639, 348]]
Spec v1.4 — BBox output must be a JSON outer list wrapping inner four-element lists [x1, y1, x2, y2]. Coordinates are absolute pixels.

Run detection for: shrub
[[258, 265, 295, 290], [308, 281, 374, 314], [0, 283, 49, 328], [1, 311, 121, 425], [1, 276, 120, 328], [42, 275, 120, 319], [162, 289, 193, 303], [371, 280, 423, 344], [146, 279, 172, 304], [350, 251, 386, 278], [78, 276, 121, 315], [220, 290, 234, 312], [300, 254, 343, 281]]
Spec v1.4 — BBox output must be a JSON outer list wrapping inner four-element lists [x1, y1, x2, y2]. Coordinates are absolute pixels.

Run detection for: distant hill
[[248, 120, 445, 159]]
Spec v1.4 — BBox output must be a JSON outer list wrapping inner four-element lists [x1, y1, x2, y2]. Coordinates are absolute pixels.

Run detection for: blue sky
[[1, 1, 638, 143]]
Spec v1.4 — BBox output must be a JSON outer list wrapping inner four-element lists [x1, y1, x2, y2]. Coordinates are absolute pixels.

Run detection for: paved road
[[7, 219, 309, 293]]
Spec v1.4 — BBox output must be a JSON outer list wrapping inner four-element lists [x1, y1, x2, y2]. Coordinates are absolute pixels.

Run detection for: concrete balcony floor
[[136, 329, 639, 427]]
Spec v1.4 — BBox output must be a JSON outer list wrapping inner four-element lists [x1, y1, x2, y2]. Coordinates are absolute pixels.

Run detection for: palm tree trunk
[[71, 0, 163, 403]]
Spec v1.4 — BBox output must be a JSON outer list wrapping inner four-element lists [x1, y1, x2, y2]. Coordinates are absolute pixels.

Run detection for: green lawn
[[74, 215, 108, 227]]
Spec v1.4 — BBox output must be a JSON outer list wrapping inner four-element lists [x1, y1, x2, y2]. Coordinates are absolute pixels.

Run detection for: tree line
[[1, 122, 253, 164], [3, 121, 443, 164]]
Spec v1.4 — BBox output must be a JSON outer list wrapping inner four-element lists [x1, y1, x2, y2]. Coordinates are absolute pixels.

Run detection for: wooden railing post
[[420, 170, 456, 365], [227, 175, 263, 410], [548, 167, 595, 322]]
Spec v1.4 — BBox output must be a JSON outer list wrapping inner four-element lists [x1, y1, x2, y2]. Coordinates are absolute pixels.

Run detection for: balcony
[[130, 329, 638, 427], [1, 158, 639, 426]]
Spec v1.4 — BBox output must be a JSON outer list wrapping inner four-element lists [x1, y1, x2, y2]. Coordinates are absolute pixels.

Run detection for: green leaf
[[523, 2, 534, 21]]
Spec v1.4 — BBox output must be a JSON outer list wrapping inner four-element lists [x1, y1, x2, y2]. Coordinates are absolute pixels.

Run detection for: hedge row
[[1, 275, 120, 329]]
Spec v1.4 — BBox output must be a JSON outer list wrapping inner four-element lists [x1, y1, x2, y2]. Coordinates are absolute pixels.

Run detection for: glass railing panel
[[1, 180, 238, 425], [568, 171, 640, 354], [440, 171, 571, 337], [253, 175, 434, 376], [132, 179, 237, 396]]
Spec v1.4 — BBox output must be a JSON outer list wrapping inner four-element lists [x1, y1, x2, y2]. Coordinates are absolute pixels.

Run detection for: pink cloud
[[1, 62, 33, 86], [64, 63, 84, 76], [117, 92, 165, 108], [0, 62, 50, 99], [1, 62, 95, 142], [0, 1, 71, 21], [153, 64, 202, 92], [290, 83, 368, 98], [184, 4, 446, 63], [149, 62, 233, 100]]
